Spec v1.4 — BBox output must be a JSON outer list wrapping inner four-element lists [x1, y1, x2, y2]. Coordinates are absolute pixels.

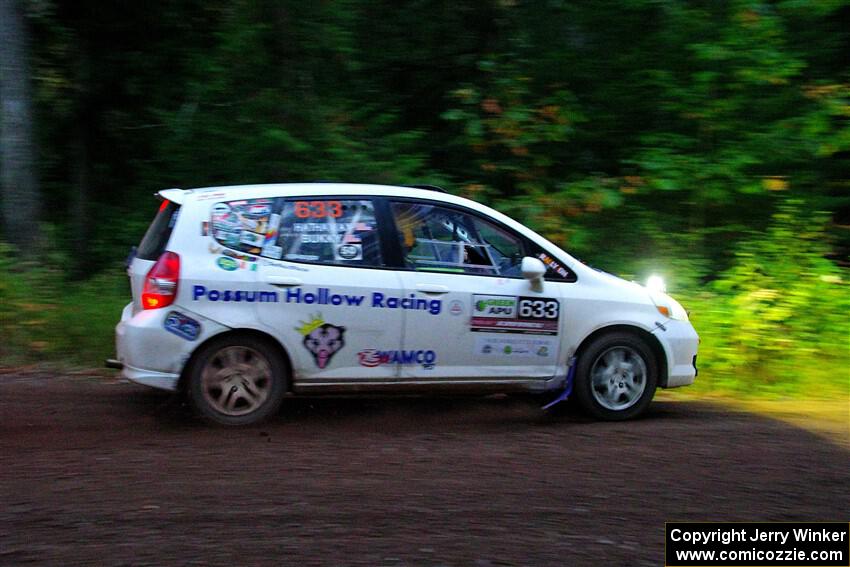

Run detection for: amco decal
[[358, 349, 437, 369]]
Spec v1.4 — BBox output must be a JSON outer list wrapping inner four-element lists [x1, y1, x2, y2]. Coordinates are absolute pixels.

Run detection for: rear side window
[[137, 201, 180, 260], [274, 199, 382, 267], [210, 197, 383, 267], [210, 198, 276, 255]]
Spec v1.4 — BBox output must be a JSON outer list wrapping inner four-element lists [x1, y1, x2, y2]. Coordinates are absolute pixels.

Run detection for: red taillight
[[141, 251, 180, 309]]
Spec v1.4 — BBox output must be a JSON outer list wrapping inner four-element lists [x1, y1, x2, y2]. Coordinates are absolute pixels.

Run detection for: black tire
[[187, 334, 287, 426], [573, 332, 658, 421]]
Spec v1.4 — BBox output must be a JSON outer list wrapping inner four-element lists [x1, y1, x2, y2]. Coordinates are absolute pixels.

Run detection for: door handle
[[266, 276, 302, 287], [415, 284, 450, 294]]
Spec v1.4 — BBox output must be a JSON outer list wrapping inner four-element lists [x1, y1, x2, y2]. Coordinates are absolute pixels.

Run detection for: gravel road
[[1, 373, 847, 566]]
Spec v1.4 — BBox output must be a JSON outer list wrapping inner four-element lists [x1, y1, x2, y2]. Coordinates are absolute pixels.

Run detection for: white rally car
[[112, 183, 698, 425]]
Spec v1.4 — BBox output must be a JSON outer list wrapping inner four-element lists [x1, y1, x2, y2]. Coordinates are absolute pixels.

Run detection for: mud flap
[[542, 356, 577, 411]]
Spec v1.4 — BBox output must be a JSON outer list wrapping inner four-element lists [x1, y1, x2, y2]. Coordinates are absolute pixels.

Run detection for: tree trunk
[[70, 37, 91, 279], [0, 0, 40, 255]]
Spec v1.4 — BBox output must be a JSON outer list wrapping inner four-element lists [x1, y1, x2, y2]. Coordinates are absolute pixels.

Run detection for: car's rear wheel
[[187, 334, 286, 426], [574, 332, 658, 420]]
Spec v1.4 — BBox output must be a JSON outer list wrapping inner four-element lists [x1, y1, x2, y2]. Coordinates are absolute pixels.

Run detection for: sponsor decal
[[358, 349, 437, 370], [471, 294, 560, 335], [210, 198, 274, 254], [217, 256, 238, 271], [285, 253, 320, 261], [218, 230, 242, 249], [264, 245, 283, 259], [283, 287, 442, 315], [164, 311, 201, 341], [192, 285, 278, 303], [474, 336, 557, 358], [259, 258, 309, 272], [337, 243, 362, 261], [240, 231, 265, 247], [245, 204, 271, 218], [214, 249, 259, 271], [261, 213, 282, 258], [216, 252, 258, 272], [473, 295, 517, 318], [296, 314, 345, 369], [449, 300, 464, 316], [222, 249, 258, 262], [201, 221, 209, 236], [196, 191, 227, 202], [537, 252, 570, 279], [211, 203, 231, 217]]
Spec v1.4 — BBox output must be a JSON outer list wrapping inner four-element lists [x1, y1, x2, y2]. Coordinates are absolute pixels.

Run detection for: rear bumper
[[653, 319, 699, 388], [115, 302, 227, 392], [123, 364, 180, 391]]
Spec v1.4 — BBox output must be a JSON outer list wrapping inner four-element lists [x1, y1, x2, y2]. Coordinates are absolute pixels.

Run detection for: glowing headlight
[[646, 274, 666, 293]]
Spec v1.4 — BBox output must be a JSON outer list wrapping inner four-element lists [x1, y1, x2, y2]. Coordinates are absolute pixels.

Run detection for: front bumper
[[652, 319, 699, 388]]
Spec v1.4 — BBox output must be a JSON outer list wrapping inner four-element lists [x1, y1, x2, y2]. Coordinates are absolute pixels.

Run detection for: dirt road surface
[[1, 372, 848, 566]]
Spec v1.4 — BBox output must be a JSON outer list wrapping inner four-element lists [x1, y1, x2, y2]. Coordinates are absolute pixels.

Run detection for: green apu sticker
[[217, 256, 238, 271]]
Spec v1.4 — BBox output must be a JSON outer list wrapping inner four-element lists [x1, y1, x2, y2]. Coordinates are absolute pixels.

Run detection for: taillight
[[141, 251, 180, 309]]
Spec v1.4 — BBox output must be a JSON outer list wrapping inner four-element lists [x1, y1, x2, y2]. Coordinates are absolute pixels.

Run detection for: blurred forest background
[[1, 0, 848, 397]]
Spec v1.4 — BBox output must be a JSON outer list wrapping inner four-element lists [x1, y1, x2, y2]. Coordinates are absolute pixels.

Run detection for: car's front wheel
[[573, 332, 658, 420], [187, 334, 287, 426]]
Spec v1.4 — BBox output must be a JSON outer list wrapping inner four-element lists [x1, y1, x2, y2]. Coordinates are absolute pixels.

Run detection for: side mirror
[[521, 256, 547, 282]]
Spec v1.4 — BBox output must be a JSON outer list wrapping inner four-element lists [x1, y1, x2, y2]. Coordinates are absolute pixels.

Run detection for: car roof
[[165, 183, 466, 208], [187, 181, 449, 199]]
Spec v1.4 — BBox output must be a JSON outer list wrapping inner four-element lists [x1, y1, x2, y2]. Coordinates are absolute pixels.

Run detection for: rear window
[[137, 201, 180, 260], [210, 197, 382, 267], [274, 199, 382, 267]]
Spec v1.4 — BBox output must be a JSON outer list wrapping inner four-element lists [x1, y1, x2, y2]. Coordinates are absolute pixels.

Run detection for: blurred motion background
[[1, 0, 847, 400]]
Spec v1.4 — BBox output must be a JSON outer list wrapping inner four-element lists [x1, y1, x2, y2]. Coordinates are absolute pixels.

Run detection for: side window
[[273, 199, 383, 267], [390, 202, 525, 277], [210, 198, 276, 256]]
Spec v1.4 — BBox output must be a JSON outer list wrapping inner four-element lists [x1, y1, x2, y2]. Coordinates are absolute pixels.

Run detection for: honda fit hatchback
[[113, 183, 698, 425]]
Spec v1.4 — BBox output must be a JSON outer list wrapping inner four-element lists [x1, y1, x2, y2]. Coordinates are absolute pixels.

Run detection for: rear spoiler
[[156, 188, 186, 205]]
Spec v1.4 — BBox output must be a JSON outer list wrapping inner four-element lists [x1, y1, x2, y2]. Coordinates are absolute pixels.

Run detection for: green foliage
[[681, 202, 849, 395], [0, 242, 62, 364], [0, 240, 127, 366], [1, 0, 848, 398]]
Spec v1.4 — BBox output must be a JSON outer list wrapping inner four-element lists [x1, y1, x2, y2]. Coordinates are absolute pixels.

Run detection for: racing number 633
[[294, 200, 343, 219], [518, 298, 559, 319]]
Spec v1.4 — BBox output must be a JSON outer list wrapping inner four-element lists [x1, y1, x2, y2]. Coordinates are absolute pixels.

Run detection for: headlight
[[648, 290, 689, 321], [646, 274, 666, 293]]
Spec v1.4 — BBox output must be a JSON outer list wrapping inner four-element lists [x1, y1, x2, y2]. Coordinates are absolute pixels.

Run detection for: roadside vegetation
[[1, 1, 848, 401]]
